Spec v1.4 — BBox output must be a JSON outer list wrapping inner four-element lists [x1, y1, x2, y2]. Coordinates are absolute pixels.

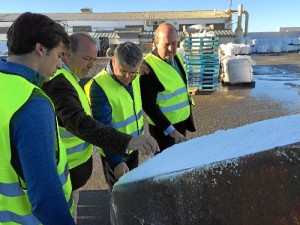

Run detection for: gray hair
[[114, 42, 143, 68], [69, 33, 96, 54]]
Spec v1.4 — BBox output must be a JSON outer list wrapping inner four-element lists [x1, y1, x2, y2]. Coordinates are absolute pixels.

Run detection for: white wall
[[248, 31, 300, 39], [65, 18, 228, 32], [236, 32, 300, 53]]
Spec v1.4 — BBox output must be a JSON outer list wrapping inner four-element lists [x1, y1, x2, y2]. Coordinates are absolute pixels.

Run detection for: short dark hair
[[7, 12, 70, 55], [114, 42, 143, 68]]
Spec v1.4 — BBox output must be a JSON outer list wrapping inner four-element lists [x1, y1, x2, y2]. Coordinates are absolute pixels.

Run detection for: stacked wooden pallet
[[184, 36, 220, 92]]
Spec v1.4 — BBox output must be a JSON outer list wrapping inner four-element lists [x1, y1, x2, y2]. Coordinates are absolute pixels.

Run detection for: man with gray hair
[[43, 36, 159, 219], [85, 42, 150, 191]]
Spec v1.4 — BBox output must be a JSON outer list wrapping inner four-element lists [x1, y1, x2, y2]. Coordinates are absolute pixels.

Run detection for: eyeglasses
[[119, 69, 139, 77]]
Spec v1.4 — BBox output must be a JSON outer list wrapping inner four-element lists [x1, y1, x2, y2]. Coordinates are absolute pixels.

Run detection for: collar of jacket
[[62, 61, 80, 82], [0, 61, 44, 87], [152, 48, 176, 65]]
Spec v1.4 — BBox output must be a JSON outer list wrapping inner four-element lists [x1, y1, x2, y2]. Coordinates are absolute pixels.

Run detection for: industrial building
[[0, 8, 239, 55], [0, 6, 299, 55]]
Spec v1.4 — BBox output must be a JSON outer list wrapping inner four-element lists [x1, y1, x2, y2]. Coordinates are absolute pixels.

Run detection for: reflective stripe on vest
[[0, 163, 72, 224], [52, 69, 93, 169], [0, 73, 73, 224], [0, 211, 40, 225], [85, 70, 144, 156], [144, 53, 191, 125], [0, 163, 69, 197]]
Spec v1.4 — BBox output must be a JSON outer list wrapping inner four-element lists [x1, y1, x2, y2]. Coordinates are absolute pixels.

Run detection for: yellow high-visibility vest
[[52, 69, 93, 169], [144, 52, 193, 125], [85, 70, 144, 156], [0, 72, 73, 224]]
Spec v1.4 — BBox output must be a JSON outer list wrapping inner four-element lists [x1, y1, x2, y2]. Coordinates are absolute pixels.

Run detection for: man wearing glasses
[[84, 42, 145, 191]]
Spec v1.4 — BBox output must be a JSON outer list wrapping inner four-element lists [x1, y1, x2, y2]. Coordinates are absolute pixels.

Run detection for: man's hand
[[127, 134, 160, 155], [169, 130, 187, 144], [113, 162, 129, 181]]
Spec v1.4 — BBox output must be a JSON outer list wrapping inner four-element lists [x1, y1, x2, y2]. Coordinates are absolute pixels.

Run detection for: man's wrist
[[163, 125, 175, 136]]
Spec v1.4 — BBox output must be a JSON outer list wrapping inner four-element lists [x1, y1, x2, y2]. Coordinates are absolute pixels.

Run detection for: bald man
[[140, 22, 196, 152]]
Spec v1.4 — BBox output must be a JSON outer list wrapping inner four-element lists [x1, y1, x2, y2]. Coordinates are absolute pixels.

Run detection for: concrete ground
[[77, 52, 300, 225]]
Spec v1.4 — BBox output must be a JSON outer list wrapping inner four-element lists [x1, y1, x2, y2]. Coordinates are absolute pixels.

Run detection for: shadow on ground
[[77, 190, 110, 225]]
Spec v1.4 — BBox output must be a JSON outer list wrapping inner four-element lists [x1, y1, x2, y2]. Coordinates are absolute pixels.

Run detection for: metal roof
[[88, 32, 120, 39], [0, 30, 235, 41], [89, 30, 235, 39], [212, 29, 236, 37], [0, 10, 230, 22], [0, 10, 234, 40]]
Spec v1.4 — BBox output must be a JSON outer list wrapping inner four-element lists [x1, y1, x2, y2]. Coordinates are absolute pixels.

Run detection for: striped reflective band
[[0, 164, 69, 197], [60, 129, 75, 138], [0, 182, 25, 197], [112, 109, 143, 129], [66, 142, 89, 155], [0, 211, 40, 224], [59, 163, 69, 186], [160, 101, 189, 113], [130, 126, 144, 136], [157, 87, 186, 100]]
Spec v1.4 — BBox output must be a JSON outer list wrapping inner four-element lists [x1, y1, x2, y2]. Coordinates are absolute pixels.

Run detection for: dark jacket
[[42, 74, 131, 156], [139, 49, 195, 134]]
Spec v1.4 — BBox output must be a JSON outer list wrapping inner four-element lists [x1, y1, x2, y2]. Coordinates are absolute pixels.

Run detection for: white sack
[[221, 56, 254, 84]]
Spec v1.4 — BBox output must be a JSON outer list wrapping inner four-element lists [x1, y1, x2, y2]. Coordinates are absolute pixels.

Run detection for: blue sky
[[1, 0, 300, 32]]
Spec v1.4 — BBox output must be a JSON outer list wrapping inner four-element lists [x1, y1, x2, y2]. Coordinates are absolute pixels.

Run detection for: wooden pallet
[[189, 87, 217, 95], [221, 80, 256, 88]]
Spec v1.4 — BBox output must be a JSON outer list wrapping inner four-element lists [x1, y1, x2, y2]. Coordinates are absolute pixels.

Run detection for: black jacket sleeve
[[42, 75, 131, 155]]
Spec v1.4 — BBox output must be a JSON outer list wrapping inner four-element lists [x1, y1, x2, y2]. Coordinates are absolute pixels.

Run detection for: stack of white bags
[[218, 42, 255, 85], [219, 43, 252, 56], [234, 36, 300, 53], [220, 55, 255, 85]]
